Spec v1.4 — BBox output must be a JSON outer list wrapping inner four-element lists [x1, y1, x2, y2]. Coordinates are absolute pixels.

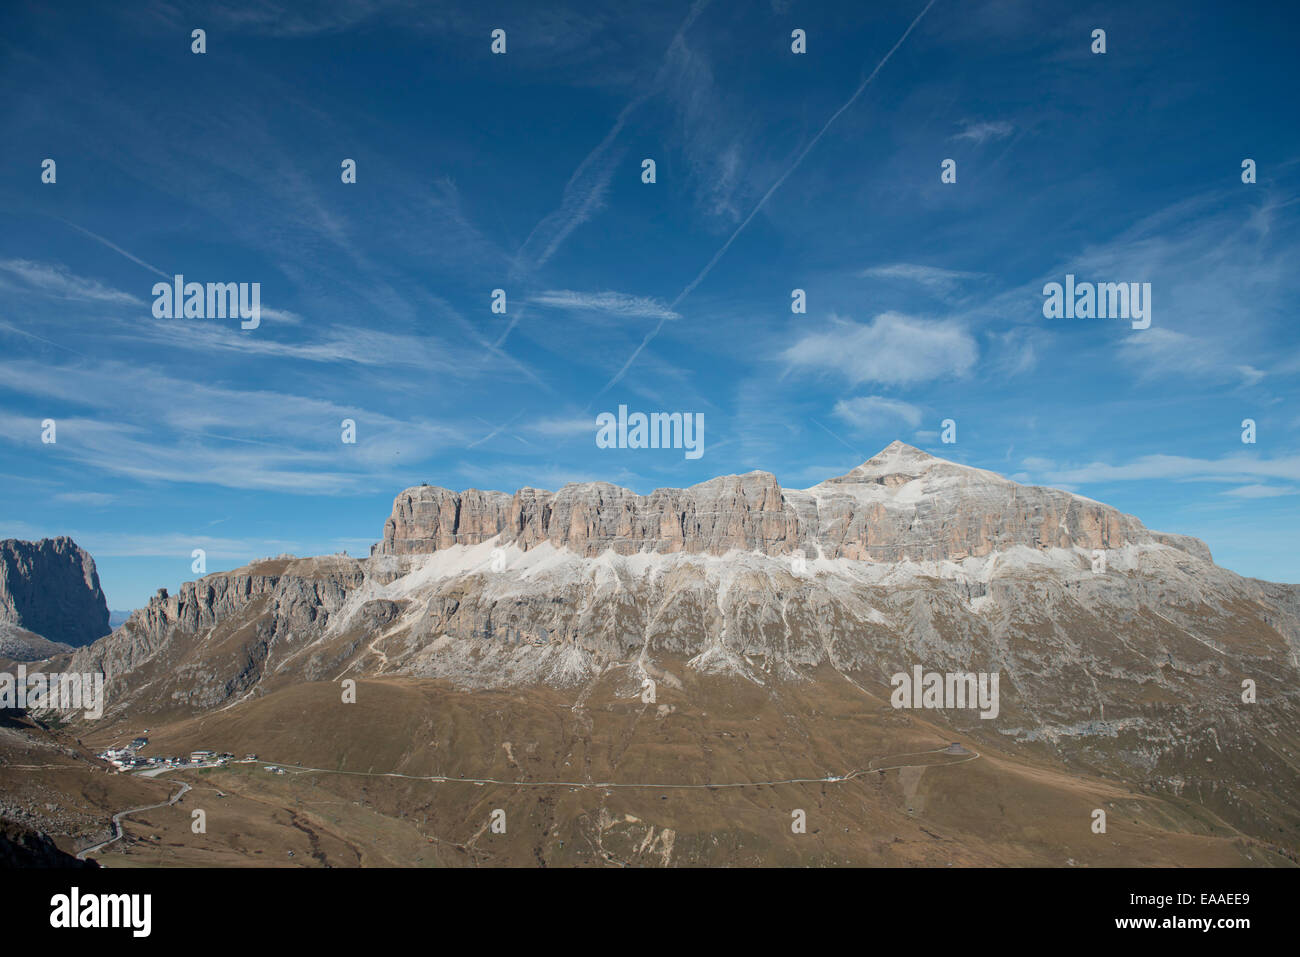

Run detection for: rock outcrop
[[0, 538, 110, 648]]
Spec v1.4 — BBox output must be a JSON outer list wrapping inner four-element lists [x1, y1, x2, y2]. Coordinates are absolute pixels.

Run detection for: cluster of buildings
[[95, 736, 244, 772]]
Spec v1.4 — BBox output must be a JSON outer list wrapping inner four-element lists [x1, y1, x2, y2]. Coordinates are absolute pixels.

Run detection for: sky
[[1, 0, 1298, 610]]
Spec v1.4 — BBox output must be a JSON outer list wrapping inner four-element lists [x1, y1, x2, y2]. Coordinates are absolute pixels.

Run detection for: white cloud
[[783, 312, 978, 386], [832, 395, 923, 430], [260, 307, 304, 325], [952, 120, 1014, 143], [1236, 365, 1267, 386]]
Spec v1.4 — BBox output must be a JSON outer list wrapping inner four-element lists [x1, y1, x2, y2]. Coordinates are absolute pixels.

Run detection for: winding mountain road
[[75, 781, 191, 861]]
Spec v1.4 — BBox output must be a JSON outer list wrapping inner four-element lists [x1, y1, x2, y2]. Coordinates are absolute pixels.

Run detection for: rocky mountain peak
[[817, 441, 1001, 489], [858, 439, 938, 471]]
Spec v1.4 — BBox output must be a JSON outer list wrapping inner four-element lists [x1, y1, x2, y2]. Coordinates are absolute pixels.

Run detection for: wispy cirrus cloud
[[1222, 484, 1298, 499], [514, 152, 624, 276], [147, 0, 407, 37], [0, 259, 141, 304], [512, 0, 713, 275], [0, 358, 465, 494], [119, 319, 467, 373], [531, 290, 681, 320], [1118, 328, 1269, 385], [985, 328, 1040, 377], [860, 262, 987, 297], [1022, 452, 1300, 487]]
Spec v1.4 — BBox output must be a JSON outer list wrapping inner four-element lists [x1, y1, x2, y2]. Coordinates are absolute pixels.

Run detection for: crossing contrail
[[595, 0, 939, 398]]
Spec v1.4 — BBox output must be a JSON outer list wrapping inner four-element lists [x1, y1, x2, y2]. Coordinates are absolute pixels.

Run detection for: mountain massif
[[8, 443, 1300, 866]]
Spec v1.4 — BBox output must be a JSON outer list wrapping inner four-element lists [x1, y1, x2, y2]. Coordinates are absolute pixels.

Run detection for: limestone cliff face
[[0, 538, 110, 648], [372, 442, 1211, 564], [376, 488, 513, 554], [373, 472, 799, 557]]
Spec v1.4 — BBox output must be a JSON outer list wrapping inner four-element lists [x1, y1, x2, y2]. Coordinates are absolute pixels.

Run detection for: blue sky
[[1, 0, 1298, 609]]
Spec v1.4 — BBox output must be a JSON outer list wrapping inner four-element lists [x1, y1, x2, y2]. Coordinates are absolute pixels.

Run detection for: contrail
[[673, 0, 937, 309], [59, 219, 170, 279], [595, 0, 939, 397], [811, 417, 867, 462]]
